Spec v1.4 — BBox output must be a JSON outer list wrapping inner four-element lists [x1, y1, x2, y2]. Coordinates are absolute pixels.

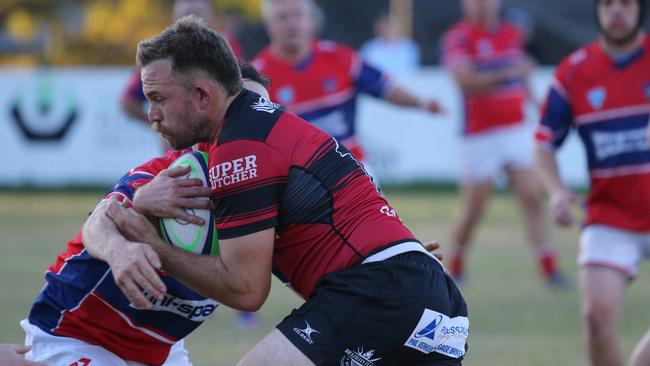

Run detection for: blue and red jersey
[[29, 90, 416, 364], [252, 40, 393, 160], [441, 20, 528, 135], [28, 152, 215, 366], [536, 34, 650, 231]]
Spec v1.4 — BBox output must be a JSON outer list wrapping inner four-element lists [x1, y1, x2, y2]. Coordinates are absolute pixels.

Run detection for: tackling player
[[85, 17, 469, 365], [440, 0, 565, 286], [252, 0, 443, 174], [19, 64, 272, 366], [535, 0, 650, 365]]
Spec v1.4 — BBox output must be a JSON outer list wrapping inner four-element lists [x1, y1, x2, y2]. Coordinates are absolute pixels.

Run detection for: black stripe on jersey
[[216, 205, 279, 224], [213, 176, 288, 199], [219, 90, 283, 144], [332, 169, 368, 193], [306, 138, 365, 192], [278, 167, 333, 232], [213, 181, 285, 221], [304, 138, 336, 168], [219, 217, 278, 239], [332, 226, 363, 259]]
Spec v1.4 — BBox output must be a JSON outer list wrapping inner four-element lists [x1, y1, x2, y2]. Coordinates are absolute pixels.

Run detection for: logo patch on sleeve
[[404, 309, 469, 358]]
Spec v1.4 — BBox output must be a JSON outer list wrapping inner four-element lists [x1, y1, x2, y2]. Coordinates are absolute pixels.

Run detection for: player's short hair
[[594, 0, 647, 29], [136, 15, 243, 96], [239, 61, 270, 88], [261, 0, 325, 35]]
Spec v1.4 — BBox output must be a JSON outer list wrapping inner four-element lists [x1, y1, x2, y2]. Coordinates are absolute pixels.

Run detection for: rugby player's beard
[[601, 25, 641, 48], [152, 105, 212, 150]]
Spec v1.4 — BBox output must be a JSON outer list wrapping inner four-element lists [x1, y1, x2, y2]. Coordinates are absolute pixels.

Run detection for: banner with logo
[[0, 67, 588, 187]]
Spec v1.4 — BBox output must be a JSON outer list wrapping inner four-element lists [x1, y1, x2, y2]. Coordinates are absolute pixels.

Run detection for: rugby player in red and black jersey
[[85, 17, 469, 365]]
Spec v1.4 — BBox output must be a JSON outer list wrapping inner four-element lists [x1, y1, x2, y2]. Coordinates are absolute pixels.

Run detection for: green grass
[[0, 190, 648, 365]]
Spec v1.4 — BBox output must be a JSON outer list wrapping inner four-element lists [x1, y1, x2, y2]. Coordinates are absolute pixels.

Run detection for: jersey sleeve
[[211, 141, 288, 240], [120, 68, 146, 103], [440, 26, 471, 70], [100, 149, 191, 207], [535, 60, 575, 150], [349, 50, 393, 98]]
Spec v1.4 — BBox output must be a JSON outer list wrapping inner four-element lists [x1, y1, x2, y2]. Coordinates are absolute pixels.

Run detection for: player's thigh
[[238, 329, 315, 366], [505, 166, 541, 206], [458, 179, 493, 214], [579, 266, 627, 321]]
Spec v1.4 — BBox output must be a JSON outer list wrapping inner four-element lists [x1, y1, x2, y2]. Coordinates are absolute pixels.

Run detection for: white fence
[[1, 67, 588, 187]]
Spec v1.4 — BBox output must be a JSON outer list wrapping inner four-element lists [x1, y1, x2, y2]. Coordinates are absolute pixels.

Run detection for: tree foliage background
[[0, 0, 262, 66]]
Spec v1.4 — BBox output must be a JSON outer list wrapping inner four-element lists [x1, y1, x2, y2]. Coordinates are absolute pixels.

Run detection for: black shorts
[[276, 250, 469, 366]]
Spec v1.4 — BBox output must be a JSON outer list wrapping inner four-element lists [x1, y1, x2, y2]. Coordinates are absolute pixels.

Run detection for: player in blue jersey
[[21, 63, 275, 366]]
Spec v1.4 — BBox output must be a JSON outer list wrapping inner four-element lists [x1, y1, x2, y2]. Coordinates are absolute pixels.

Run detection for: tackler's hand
[[133, 165, 212, 225]]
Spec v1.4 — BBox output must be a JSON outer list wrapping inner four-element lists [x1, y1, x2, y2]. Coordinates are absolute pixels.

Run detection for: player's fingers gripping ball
[[160, 152, 219, 255]]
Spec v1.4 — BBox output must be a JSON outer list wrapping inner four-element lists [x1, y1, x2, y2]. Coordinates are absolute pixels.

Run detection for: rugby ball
[[160, 151, 219, 256]]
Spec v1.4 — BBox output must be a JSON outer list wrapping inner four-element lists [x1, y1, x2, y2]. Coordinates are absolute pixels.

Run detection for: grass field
[[1, 189, 648, 365]]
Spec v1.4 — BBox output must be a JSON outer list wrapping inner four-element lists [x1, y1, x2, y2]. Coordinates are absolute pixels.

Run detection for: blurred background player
[[535, 0, 650, 365], [252, 0, 443, 179], [120, 0, 243, 125], [360, 13, 421, 79], [440, 0, 565, 286]]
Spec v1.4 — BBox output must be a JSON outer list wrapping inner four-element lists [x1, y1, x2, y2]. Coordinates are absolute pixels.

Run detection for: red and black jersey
[[200, 90, 416, 298]]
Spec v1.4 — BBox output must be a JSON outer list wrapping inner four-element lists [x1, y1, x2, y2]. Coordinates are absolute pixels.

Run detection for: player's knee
[[583, 300, 618, 333], [519, 190, 542, 214]]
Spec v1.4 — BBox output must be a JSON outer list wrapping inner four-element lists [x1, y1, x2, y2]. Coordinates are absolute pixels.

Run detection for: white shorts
[[460, 124, 534, 183], [578, 224, 650, 279], [21, 320, 192, 366]]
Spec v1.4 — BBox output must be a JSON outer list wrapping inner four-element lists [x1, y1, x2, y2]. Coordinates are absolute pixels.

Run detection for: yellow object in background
[[6, 8, 36, 42]]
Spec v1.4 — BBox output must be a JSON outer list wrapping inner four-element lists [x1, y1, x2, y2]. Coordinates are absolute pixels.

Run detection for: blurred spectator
[[505, 7, 536, 43], [120, 0, 242, 124], [360, 13, 421, 78]]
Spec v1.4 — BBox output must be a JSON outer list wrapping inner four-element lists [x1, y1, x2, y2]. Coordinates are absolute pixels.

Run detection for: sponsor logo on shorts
[[404, 309, 469, 359], [209, 155, 258, 189], [251, 97, 280, 114], [293, 321, 320, 345], [340, 347, 381, 366], [141, 291, 219, 322]]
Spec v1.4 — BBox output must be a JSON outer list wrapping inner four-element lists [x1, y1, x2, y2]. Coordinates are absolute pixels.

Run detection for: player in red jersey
[[440, 0, 565, 286], [85, 17, 468, 365], [536, 0, 650, 365], [19, 65, 272, 366], [121, 0, 242, 124], [252, 0, 443, 171]]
